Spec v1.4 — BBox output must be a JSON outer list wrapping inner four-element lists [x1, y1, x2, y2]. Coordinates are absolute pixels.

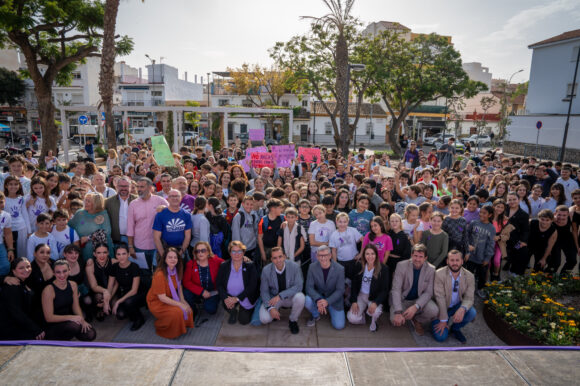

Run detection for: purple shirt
[[463, 209, 480, 224], [226, 263, 253, 309]]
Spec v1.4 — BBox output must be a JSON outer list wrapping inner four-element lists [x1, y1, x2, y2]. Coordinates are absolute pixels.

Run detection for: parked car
[[118, 126, 160, 143], [424, 133, 454, 146], [465, 134, 492, 147]]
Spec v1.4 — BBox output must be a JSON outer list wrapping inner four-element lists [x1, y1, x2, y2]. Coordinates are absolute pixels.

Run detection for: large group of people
[[0, 136, 578, 344]]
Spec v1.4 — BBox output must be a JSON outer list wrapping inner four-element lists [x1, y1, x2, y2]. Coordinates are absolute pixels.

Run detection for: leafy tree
[[0, 67, 25, 105], [270, 0, 371, 154], [99, 0, 133, 151], [497, 81, 528, 139], [0, 0, 132, 164], [166, 110, 174, 150], [474, 96, 497, 151], [184, 100, 201, 146], [363, 31, 487, 157]]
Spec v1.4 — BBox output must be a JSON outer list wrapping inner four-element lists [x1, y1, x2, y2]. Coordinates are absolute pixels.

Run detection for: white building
[[506, 29, 580, 162], [462, 62, 493, 90]]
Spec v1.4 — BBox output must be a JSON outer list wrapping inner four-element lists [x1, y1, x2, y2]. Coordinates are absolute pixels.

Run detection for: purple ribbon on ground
[[1, 340, 578, 353]]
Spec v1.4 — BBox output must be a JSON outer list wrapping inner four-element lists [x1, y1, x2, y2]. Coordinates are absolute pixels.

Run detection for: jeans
[[305, 295, 345, 330], [135, 247, 156, 272], [183, 287, 219, 314], [431, 304, 477, 342], [0, 244, 9, 276]]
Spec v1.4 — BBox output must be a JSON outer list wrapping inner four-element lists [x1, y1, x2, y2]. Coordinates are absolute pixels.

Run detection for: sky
[[116, 0, 580, 84]]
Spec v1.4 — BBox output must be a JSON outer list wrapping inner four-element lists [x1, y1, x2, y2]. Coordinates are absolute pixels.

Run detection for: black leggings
[[548, 243, 578, 273], [508, 245, 530, 276], [116, 293, 145, 322], [465, 261, 487, 290], [45, 321, 96, 341]]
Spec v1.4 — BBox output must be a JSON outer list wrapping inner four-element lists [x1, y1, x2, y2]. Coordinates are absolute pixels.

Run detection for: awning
[[0, 123, 10, 132]]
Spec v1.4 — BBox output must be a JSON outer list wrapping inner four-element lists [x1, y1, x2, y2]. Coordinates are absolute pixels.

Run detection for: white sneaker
[[476, 289, 487, 299], [307, 316, 320, 327], [369, 320, 377, 332]]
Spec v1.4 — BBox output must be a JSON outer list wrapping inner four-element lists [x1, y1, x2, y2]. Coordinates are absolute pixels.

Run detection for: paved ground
[[0, 345, 578, 385]]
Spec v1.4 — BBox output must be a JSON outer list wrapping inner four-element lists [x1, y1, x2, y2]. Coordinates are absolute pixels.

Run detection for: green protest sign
[[151, 135, 174, 167]]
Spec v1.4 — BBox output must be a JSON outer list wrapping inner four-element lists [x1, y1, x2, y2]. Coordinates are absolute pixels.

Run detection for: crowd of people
[[0, 136, 578, 344]]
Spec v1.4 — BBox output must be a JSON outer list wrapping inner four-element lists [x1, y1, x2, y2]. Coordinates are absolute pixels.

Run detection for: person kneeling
[[431, 250, 477, 343], [304, 246, 345, 330], [146, 248, 193, 339], [390, 244, 438, 335], [259, 247, 305, 334], [347, 245, 389, 332]]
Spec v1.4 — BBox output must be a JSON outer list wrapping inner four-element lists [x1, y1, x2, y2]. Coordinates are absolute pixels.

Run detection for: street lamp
[[145, 54, 157, 128], [207, 72, 211, 141], [344, 63, 365, 152], [560, 46, 580, 161], [501, 69, 523, 138]]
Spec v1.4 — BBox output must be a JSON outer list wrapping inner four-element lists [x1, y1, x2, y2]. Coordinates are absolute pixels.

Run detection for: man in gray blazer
[[304, 245, 346, 330], [104, 176, 137, 246], [432, 250, 476, 343], [259, 247, 305, 334], [390, 243, 438, 335]]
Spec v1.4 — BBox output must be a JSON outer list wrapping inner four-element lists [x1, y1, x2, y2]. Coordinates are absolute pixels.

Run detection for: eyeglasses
[[453, 280, 459, 293], [195, 248, 208, 254], [231, 250, 244, 255], [318, 253, 331, 258]]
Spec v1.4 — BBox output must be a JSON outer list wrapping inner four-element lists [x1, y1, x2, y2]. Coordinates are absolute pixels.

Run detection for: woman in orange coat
[[146, 248, 193, 339]]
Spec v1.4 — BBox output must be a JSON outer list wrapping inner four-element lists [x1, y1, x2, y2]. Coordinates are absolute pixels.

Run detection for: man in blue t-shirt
[[153, 189, 192, 257]]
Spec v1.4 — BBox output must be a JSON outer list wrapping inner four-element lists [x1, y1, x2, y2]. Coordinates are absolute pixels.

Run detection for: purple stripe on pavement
[[1, 340, 579, 352]]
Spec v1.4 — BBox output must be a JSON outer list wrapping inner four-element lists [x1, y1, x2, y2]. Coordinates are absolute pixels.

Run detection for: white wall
[[527, 39, 580, 114], [507, 115, 580, 148]]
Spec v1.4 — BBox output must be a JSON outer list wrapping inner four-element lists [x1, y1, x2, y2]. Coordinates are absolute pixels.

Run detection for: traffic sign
[[536, 121, 542, 130], [78, 115, 88, 125], [101, 112, 106, 121]]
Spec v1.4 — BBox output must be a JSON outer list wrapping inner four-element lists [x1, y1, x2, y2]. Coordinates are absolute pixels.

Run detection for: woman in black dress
[[107, 244, 146, 331], [41, 259, 96, 341], [0, 257, 45, 340]]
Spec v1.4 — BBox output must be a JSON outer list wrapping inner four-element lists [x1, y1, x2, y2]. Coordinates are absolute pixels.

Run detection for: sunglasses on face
[[453, 280, 459, 292], [231, 250, 244, 255], [195, 248, 208, 254]]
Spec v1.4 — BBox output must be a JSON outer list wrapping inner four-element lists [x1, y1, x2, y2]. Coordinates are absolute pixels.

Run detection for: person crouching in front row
[[258, 247, 305, 334]]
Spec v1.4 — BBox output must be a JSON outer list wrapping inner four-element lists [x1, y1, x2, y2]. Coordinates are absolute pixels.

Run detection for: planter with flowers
[[483, 272, 579, 346]]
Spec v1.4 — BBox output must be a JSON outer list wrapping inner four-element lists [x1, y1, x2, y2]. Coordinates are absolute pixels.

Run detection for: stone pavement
[[0, 345, 578, 385]]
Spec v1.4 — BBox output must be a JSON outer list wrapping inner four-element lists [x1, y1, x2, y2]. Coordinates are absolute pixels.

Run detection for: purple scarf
[[167, 267, 188, 320]]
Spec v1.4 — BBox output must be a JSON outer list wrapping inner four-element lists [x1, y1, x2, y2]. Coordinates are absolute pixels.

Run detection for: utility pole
[[560, 45, 580, 161]]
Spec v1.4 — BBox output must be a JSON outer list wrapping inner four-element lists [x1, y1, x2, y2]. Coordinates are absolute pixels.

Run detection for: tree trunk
[[37, 87, 58, 165], [335, 33, 350, 156], [99, 0, 120, 151], [388, 116, 404, 158]]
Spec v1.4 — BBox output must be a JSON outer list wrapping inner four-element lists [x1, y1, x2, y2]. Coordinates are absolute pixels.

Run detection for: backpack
[[261, 214, 285, 233]]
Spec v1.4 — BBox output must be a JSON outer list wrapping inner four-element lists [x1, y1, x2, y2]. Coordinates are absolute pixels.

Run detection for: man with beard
[[127, 177, 168, 272], [105, 176, 137, 247], [431, 250, 476, 343]]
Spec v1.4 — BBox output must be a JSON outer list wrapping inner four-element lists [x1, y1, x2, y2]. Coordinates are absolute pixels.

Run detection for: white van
[[119, 126, 160, 143]]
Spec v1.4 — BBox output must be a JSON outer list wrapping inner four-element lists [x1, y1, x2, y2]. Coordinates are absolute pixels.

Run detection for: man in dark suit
[[304, 245, 345, 330], [390, 243, 438, 336], [432, 250, 476, 343], [104, 176, 137, 247], [258, 247, 305, 334]]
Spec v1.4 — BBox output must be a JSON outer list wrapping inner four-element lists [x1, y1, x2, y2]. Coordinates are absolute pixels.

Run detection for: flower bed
[[484, 272, 580, 346]]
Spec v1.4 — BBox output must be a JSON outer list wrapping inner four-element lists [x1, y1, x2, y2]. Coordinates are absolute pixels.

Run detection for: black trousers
[[465, 261, 487, 290], [508, 245, 530, 276], [549, 242, 578, 273], [223, 303, 253, 325], [45, 321, 96, 341], [116, 293, 145, 322]]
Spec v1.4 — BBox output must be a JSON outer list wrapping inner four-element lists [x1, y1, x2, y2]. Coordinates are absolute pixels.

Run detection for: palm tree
[[99, 0, 121, 151], [303, 0, 355, 155]]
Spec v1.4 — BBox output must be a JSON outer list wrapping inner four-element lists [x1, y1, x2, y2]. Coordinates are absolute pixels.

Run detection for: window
[[72, 72, 81, 80], [566, 83, 578, 99], [302, 100, 308, 107], [219, 99, 229, 106], [242, 99, 252, 107], [240, 124, 247, 133], [281, 101, 290, 107], [324, 122, 332, 135], [151, 91, 162, 97]]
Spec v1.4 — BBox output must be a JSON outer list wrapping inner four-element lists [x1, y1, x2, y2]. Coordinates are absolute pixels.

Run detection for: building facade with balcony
[[506, 29, 580, 162]]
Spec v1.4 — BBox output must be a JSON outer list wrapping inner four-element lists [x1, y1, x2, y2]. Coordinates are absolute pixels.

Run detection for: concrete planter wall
[[503, 140, 580, 163], [483, 305, 544, 346]]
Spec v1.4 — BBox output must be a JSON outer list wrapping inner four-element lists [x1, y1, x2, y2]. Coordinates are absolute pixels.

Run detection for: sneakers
[[289, 320, 299, 334], [369, 320, 378, 332], [306, 316, 320, 327], [412, 319, 425, 336], [476, 289, 487, 299], [453, 329, 467, 344]]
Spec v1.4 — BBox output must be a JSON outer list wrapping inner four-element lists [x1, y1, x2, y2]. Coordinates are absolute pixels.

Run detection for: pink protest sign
[[250, 152, 275, 169], [271, 144, 295, 167], [238, 158, 251, 172], [298, 147, 321, 164], [245, 146, 267, 157], [249, 129, 264, 141]]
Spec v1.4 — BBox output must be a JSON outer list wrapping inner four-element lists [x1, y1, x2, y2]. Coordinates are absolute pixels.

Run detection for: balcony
[[121, 98, 165, 107]]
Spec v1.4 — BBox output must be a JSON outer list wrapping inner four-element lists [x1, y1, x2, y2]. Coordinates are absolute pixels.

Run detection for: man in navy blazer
[[258, 247, 305, 334], [304, 245, 346, 330]]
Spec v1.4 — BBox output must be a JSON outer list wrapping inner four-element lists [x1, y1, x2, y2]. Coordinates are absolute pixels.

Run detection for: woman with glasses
[[216, 241, 259, 325], [183, 241, 224, 315], [147, 248, 193, 339]]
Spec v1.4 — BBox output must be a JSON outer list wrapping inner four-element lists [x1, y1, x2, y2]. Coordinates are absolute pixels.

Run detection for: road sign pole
[[535, 120, 542, 160]]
